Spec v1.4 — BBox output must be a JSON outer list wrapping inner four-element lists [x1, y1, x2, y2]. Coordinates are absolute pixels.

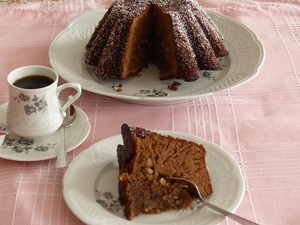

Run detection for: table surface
[[0, 0, 300, 225]]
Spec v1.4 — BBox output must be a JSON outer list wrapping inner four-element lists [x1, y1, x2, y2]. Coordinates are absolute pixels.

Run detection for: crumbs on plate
[[168, 81, 181, 91], [112, 83, 123, 92]]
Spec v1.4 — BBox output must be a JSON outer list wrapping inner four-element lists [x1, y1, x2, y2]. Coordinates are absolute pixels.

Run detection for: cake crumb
[[112, 83, 123, 92], [168, 81, 181, 91]]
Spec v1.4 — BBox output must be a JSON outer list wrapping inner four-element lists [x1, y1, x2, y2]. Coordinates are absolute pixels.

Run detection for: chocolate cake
[[85, 0, 228, 82], [117, 124, 212, 220]]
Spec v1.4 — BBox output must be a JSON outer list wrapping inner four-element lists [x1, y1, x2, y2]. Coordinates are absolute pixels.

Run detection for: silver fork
[[168, 177, 259, 225]]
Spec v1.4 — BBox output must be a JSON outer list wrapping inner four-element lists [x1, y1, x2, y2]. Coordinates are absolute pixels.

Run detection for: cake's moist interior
[[131, 133, 212, 196], [119, 132, 194, 218], [122, 5, 177, 80], [122, 5, 153, 78]]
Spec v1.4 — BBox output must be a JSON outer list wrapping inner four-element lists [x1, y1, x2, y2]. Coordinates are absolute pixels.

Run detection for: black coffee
[[13, 75, 54, 89]]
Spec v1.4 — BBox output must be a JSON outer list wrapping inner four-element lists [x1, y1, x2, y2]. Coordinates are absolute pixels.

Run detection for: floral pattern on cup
[[13, 93, 48, 115], [7, 65, 81, 139]]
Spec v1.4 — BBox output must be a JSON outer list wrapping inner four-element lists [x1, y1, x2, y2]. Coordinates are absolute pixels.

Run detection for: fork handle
[[204, 200, 259, 225]]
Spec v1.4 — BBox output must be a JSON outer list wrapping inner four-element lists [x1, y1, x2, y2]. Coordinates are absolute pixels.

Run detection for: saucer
[[0, 102, 90, 161]]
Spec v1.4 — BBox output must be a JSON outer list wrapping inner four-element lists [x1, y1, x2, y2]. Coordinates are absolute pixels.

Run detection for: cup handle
[[57, 82, 82, 116]]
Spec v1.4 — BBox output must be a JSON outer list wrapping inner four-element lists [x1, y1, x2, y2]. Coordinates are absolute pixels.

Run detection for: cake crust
[[117, 124, 212, 220]]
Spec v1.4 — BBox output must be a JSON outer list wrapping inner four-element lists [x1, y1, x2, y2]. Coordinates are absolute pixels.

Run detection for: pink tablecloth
[[0, 0, 300, 224]]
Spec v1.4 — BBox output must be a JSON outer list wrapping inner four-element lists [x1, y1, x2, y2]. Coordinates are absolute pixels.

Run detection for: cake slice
[[117, 124, 212, 220]]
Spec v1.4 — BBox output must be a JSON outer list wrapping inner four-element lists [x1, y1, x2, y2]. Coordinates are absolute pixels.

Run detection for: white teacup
[[6, 65, 81, 139]]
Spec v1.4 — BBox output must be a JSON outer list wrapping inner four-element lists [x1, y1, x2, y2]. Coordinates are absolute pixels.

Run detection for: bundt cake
[[117, 124, 212, 220], [85, 0, 228, 82]]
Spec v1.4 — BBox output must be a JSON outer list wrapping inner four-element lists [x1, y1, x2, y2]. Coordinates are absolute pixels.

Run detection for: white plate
[[0, 102, 90, 161], [63, 131, 245, 225], [49, 9, 265, 105]]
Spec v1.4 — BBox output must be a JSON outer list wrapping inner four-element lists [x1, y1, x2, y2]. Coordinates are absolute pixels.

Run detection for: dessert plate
[[63, 131, 245, 225], [0, 102, 90, 161], [49, 9, 265, 105]]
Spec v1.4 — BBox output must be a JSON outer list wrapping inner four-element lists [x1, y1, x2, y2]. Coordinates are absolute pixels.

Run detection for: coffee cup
[[6, 65, 81, 139]]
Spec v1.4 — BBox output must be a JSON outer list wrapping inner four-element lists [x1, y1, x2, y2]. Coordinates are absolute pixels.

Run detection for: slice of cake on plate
[[117, 124, 212, 220]]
